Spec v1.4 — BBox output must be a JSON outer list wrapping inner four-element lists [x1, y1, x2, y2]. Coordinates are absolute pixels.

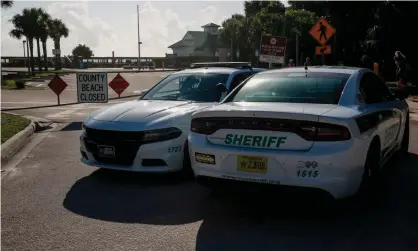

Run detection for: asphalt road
[[2, 116, 418, 250], [1, 72, 171, 109], [7, 97, 139, 123]]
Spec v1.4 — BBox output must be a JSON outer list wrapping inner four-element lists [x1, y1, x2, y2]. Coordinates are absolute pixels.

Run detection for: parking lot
[[1, 71, 171, 110], [2, 118, 418, 251]]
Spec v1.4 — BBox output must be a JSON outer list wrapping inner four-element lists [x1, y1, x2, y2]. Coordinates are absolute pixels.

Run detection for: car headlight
[[142, 127, 182, 143]]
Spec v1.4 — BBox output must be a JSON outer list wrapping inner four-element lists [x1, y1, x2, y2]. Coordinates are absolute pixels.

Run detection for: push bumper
[[80, 133, 186, 173], [188, 133, 369, 199]]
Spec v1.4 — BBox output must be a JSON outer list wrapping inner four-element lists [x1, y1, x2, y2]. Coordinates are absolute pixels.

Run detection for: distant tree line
[[8, 6, 69, 72], [218, 1, 418, 80]]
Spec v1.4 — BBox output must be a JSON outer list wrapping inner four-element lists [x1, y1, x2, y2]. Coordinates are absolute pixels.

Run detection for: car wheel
[[400, 113, 410, 154], [355, 139, 381, 203], [179, 142, 194, 179]]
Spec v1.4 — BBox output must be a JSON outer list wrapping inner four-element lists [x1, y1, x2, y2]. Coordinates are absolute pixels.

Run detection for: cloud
[[130, 2, 227, 57], [1, 1, 231, 57], [46, 2, 118, 56]]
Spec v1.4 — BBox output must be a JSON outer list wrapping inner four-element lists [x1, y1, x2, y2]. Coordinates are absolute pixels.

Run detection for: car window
[[229, 72, 253, 91], [359, 72, 395, 104], [142, 73, 230, 102], [227, 72, 350, 104]]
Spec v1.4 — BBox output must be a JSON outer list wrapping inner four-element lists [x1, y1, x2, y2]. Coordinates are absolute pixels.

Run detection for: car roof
[[173, 67, 265, 75], [258, 66, 361, 75]]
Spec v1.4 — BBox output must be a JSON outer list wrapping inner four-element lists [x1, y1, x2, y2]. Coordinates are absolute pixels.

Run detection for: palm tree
[[36, 8, 51, 71], [1, 1, 13, 9], [30, 8, 44, 71], [48, 19, 69, 70], [9, 8, 38, 73]]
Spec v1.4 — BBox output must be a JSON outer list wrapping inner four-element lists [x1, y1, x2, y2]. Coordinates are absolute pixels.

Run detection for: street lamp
[[23, 40, 27, 70], [255, 49, 259, 67]]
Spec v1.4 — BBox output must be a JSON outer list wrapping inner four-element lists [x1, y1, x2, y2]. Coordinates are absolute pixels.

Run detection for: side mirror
[[216, 83, 228, 93], [392, 88, 409, 100]]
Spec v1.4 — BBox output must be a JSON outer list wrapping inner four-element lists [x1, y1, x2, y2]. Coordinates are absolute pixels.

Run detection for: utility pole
[[137, 5, 141, 70], [25, 37, 31, 73], [230, 37, 233, 62], [296, 33, 299, 67]]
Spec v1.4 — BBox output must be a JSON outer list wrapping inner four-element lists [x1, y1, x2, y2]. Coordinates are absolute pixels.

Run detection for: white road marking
[[36, 84, 45, 87], [132, 89, 148, 94], [74, 112, 88, 115], [46, 108, 84, 118]]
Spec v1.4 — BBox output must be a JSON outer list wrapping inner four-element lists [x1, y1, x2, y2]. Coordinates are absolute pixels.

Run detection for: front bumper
[[80, 133, 186, 173], [188, 132, 370, 199]]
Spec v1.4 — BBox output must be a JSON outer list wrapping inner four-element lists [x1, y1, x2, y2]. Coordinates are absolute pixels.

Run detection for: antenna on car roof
[[304, 62, 308, 78]]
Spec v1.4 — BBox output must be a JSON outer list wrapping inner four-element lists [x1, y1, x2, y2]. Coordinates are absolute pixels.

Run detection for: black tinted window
[[229, 72, 350, 104], [360, 73, 395, 103], [142, 73, 230, 102], [229, 72, 253, 91]]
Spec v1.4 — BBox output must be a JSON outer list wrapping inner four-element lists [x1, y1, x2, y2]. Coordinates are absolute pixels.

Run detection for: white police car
[[80, 63, 265, 173], [188, 66, 410, 199]]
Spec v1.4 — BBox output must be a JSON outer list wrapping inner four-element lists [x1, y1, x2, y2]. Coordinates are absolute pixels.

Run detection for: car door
[[358, 72, 401, 158], [370, 73, 406, 150]]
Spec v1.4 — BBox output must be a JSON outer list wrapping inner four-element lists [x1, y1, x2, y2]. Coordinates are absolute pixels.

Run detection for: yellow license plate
[[237, 155, 268, 174]]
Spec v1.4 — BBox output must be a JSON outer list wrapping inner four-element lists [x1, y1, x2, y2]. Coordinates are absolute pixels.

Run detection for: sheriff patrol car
[[188, 66, 410, 199], [80, 63, 264, 173]]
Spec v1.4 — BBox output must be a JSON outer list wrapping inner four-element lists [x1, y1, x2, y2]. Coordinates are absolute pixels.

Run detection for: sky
[[1, 1, 251, 57]]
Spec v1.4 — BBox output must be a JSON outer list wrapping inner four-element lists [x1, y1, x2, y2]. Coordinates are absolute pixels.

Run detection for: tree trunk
[[54, 39, 59, 70], [57, 39, 62, 70], [29, 38, 35, 74], [42, 39, 48, 71], [36, 38, 42, 71]]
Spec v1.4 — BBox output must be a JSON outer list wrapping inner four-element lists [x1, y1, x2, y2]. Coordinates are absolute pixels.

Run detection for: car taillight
[[190, 118, 219, 135], [299, 123, 351, 141]]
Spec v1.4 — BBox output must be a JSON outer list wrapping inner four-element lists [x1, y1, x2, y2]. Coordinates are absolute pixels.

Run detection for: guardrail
[[1, 68, 180, 74]]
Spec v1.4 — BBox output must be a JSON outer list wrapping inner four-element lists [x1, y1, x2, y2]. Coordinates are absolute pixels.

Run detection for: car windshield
[[229, 72, 351, 104], [142, 72, 230, 102]]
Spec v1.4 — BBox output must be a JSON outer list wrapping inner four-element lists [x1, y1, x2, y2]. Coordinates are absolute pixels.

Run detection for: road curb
[[1, 114, 37, 163], [1, 94, 143, 111]]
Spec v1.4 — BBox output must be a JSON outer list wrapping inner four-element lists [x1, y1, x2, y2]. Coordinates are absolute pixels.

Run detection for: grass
[[1, 80, 45, 90], [1, 113, 31, 144]]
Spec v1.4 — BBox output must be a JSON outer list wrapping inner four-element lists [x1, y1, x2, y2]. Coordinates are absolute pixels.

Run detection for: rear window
[[229, 72, 351, 104]]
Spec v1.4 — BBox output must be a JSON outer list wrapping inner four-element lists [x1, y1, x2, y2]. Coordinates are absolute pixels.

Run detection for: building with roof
[[168, 23, 228, 59]]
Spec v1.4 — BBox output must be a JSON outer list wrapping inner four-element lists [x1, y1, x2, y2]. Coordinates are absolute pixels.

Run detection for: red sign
[[48, 75, 68, 95], [259, 35, 287, 64], [109, 73, 129, 96]]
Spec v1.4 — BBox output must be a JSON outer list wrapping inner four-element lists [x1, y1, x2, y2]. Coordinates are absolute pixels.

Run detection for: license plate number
[[98, 145, 115, 158], [237, 155, 268, 174]]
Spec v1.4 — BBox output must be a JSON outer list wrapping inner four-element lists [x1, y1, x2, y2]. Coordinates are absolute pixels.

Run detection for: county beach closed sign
[[77, 72, 108, 103]]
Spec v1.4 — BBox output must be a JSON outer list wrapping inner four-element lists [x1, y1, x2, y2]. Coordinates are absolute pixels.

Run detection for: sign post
[[309, 17, 336, 65], [48, 74, 68, 106], [259, 35, 287, 67], [76, 72, 108, 103], [109, 73, 130, 98]]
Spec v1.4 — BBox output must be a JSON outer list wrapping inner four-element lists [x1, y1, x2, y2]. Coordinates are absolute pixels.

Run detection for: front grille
[[84, 127, 144, 166]]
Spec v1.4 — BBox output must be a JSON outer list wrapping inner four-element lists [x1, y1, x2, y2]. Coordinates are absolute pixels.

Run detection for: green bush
[[15, 80, 25, 89]]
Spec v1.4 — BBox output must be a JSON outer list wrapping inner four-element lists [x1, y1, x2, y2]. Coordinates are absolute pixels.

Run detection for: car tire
[[179, 143, 194, 179], [353, 139, 381, 206]]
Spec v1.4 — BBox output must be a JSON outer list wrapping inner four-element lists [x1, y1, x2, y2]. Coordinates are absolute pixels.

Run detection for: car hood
[[88, 100, 213, 124]]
